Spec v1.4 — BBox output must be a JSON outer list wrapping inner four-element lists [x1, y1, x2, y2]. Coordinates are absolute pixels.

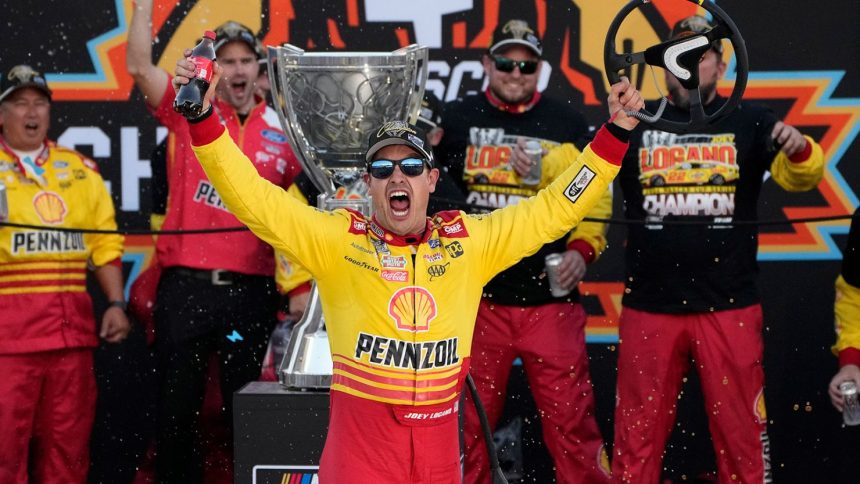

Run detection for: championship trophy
[[267, 44, 428, 389]]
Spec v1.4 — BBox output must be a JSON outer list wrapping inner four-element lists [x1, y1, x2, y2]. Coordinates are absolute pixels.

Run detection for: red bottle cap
[[203, 30, 216, 40]]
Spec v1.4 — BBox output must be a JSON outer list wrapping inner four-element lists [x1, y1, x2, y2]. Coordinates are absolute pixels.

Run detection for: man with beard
[[435, 18, 612, 483], [127, 3, 302, 482], [611, 15, 825, 483]]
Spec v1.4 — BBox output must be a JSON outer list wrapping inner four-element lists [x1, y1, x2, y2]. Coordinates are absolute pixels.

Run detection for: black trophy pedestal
[[233, 382, 329, 483]]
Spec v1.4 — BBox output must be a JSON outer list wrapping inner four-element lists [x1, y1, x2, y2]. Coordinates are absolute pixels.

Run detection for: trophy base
[[280, 372, 332, 390]]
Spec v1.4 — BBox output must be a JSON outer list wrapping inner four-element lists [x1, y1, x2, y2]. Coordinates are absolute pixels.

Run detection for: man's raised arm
[[126, 0, 168, 109], [471, 78, 642, 283]]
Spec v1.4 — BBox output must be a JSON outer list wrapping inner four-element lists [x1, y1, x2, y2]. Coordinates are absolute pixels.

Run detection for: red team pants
[[319, 392, 462, 483], [464, 300, 610, 483], [612, 305, 771, 484], [0, 349, 97, 484]]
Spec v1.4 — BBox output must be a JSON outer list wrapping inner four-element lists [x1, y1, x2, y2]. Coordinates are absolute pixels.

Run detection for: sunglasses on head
[[218, 24, 256, 43], [368, 157, 428, 179], [492, 55, 539, 75]]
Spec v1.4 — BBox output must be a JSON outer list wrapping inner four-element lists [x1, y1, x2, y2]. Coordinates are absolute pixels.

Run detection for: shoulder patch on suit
[[345, 209, 369, 235], [435, 212, 468, 238], [564, 166, 596, 203], [432, 210, 463, 224]]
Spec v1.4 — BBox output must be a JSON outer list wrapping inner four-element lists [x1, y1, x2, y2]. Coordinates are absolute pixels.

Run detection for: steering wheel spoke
[[687, 88, 707, 123], [607, 51, 647, 73]]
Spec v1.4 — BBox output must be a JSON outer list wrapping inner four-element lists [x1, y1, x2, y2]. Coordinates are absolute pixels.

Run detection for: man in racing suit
[[272, 90, 459, 321], [828, 208, 860, 481], [0, 65, 130, 483], [435, 19, 611, 483], [611, 16, 825, 484], [830, 208, 860, 405], [174, 57, 643, 483], [127, 3, 302, 481]]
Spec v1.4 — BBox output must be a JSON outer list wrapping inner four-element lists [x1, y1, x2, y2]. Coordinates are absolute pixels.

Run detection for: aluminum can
[[521, 140, 542, 186], [545, 253, 571, 298], [840, 380, 860, 426]]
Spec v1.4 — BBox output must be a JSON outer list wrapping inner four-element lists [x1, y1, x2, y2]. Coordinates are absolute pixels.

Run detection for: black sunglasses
[[368, 157, 428, 179], [492, 55, 539, 75]]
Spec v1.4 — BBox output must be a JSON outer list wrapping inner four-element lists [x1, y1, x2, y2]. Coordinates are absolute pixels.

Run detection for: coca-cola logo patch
[[381, 270, 409, 282]]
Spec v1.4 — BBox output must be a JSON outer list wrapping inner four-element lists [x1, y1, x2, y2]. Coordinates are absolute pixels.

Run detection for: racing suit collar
[[211, 94, 267, 123], [369, 214, 433, 247], [0, 135, 51, 183], [484, 88, 541, 113]]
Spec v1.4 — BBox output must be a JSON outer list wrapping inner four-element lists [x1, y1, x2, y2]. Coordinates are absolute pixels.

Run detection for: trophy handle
[[268, 44, 336, 197], [394, 44, 429, 126]]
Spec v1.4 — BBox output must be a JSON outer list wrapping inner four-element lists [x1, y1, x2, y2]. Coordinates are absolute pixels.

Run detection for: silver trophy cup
[[268, 44, 428, 389]]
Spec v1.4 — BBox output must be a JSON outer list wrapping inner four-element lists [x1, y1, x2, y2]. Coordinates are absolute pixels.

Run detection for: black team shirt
[[619, 97, 785, 313], [436, 92, 590, 306]]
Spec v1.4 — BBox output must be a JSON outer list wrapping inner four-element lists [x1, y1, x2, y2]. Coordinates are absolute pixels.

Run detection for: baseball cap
[[0, 65, 52, 103], [488, 19, 542, 56], [670, 15, 724, 54], [213, 21, 263, 59], [365, 121, 434, 167], [416, 92, 443, 131]]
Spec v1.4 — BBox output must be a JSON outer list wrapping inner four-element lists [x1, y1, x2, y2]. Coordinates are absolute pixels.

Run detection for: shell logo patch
[[33, 191, 67, 225], [388, 286, 437, 332]]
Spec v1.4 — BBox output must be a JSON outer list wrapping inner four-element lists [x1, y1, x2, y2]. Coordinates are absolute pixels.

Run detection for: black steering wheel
[[604, 0, 748, 133]]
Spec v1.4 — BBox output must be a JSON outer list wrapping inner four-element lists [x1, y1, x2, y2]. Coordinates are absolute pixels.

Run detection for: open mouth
[[388, 190, 410, 218], [24, 122, 40, 135], [230, 80, 247, 96]]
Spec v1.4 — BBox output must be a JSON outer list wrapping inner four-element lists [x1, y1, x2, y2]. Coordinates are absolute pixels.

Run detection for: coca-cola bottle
[[173, 30, 216, 118]]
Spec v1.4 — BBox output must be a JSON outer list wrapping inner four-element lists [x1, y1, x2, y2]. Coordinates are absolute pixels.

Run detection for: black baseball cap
[[488, 19, 542, 56], [416, 91, 443, 130], [213, 21, 263, 59], [670, 15, 724, 54], [0, 65, 52, 103], [365, 121, 434, 167]]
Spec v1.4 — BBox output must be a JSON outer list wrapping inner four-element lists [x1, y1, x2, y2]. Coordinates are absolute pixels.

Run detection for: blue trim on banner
[[45, 0, 127, 83]]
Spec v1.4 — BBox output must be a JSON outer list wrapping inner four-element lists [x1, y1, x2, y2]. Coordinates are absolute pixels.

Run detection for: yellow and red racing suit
[[833, 208, 860, 367], [0, 139, 123, 484], [188, 113, 627, 481], [0, 140, 123, 353]]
